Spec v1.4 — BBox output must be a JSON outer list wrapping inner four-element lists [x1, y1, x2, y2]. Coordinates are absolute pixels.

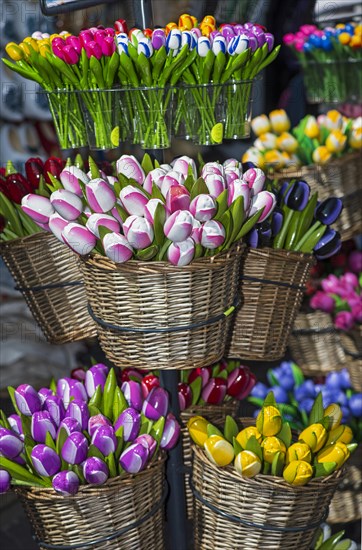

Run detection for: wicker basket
[[288, 310, 346, 376], [79, 244, 244, 370], [0, 233, 96, 344], [228, 248, 314, 361], [328, 451, 362, 524], [339, 326, 362, 392], [191, 444, 343, 550], [14, 455, 166, 550], [180, 401, 240, 519]]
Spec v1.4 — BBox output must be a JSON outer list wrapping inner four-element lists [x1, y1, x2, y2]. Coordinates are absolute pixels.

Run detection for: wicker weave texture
[[0, 233, 96, 344], [328, 454, 362, 524], [228, 248, 313, 361], [340, 327, 362, 391], [192, 444, 343, 550], [180, 401, 239, 519], [288, 311, 346, 376], [79, 245, 244, 370], [14, 456, 165, 550]]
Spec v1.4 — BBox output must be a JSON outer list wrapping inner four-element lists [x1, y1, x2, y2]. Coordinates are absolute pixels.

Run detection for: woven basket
[[79, 244, 244, 370], [328, 451, 362, 524], [228, 248, 314, 361], [180, 400, 240, 519], [14, 455, 166, 550], [0, 233, 96, 344], [191, 444, 343, 550], [339, 326, 362, 392], [288, 310, 346, 376]]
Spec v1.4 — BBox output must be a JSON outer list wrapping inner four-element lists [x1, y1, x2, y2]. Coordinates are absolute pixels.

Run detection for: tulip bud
[[228, 34, 249, 54], [324, 403, 343, 430], [144, 199, 165, 225], [227, 366, 250, 399], [31, 411, 57, 443], [171, 155, 197, 179], [261, 436, 286, 464], [178, 383, 193, 411], [298, 423, 328, 452], [88, 414, 111, 438], [57, 377, 87, 407], [61, 432, 88, 465], [349, 127, 362, 149], [86, 213, 120, 238], [116, 155, 145, 184], [304, 116, 319, 139], [188, 367, 211, 388], [21, 194, 54, 224], [314, 229, 341, 260], [83, 456, 109, 485], [122, 215, 154, 250], [200, 220, 225, 249], [234, 450, 261, 477], [204, 435, 234, 466], [141, 374, 160, 398], [91, 425, 117, 456], [66, 399, 90, 431], [212, 35, 226, 54], [160, 171, 185, 197], [283, 460, 313, 486], [165, 185, 190, 214], [286, 442, 312, 464], [0, 470, 11, 494], [52, 470, 79, 495], [248, 190, 276, 222], [121, 381, 143, 411], [166, 29, 182, 53], [164, 210, 193, 242], [256, 405, 282, 437], [48, 213, 69, 243], [114, 408, 141, 442], [15, 384, 41, 416], [134, 434, 157, 458], [0, 427, 23, 459], [160, 413, 180, 450], [119, 441, 149, 473], [236, 426, 262, 449], [50, 189, 83, 221], [201, 162, 224, 179], [60, 166, 89, 196], [187, 416, 209, 447], [31, 444, 61, 476], [167, 238, 195, 266], [189, 194, 217, 222], [202, 174, 226, 198], [7, 414, 23, 438], [84, 364, 109, 399], [242, 148, 265, 170], [202, 377, 227, 404], [62, 223, 96, 255], [269, 109, 291, 134], [142, 387, 169, 420], [59, 417, 81, 437], [143, 168, 167, 195], [119, 186, 149, 216], [85, 179, 116, 213], [315, 198, 343, 226]]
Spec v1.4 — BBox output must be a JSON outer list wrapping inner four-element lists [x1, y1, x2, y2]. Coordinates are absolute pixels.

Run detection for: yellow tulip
[[254, 132, 278, 151], [264, 150, 286, 171], [325, 130, 347, 154], [5, 42, 24, 61], [355, 24, 362, 36], [187, 416, 209, 448], [256, 405, 282, 437], [283, 460, 313, 486], [269, 109, 291, 134], [349, 127, 362, 149], [251, 114, 271, 136], [234, 450, 262, 478], [276, 132, 299, 153], [236, 426, 262, 449], [312, 146, 332, 165], [23, 37, 39, 51], [351, 35, 362, 48], [336, 23, 345, 29], [50, 33, 61, 42], [352, 116, 362, 130], [324, 403, 343, 430], [261, 436, 286, 464], [304, 115, 320, 139], [190, 16, 198, 27], [39, 44, 51, 58], [299, 423, 328, 452], [242, 147, 265, 170], [286, 442, 312, 464], [339, 32, 351, 45], [324, 110, 343, 130], [204, 435, 235, 467], [283, 153, 301, 169], [317, 442, 350, 470], [18, 42, 33, 58], [37, 38, 50, 47], [178, 14, 193, 30], [326, 425, 354, 446]]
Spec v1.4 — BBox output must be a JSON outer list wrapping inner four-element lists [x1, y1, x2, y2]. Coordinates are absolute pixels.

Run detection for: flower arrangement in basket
[[0, 365, 179, 549], [283, 22, 362, 103], [187, 390, 358, 549]]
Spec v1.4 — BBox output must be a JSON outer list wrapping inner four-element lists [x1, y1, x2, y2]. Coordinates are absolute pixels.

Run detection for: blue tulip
[[339, 369, 351, 390], [315, 198, 343, 226], [303, 42, 314, 53], [251, 382, 269, 399], [285, 180, 310, 211], [314, 229, 341, 259], [294, 380, 316, 401], [349, 394, 362, 417], [341, 406, 351, 424], [245, 228, 259, 248], [242, 161, 256, 172], [271, 209, 283, 236], [321, 36, 332, 51], [345, 23, 354, 34], [325, 371, 342, 390], [270, 385, 288, 403], [299, 398, 314, 414]]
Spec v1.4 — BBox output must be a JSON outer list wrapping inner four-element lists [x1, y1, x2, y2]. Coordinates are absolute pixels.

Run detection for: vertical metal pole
[[132, 0, 154, 29]]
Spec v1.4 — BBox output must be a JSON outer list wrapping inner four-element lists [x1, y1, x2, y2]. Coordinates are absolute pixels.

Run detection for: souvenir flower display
[[312, 525, 358, 550]]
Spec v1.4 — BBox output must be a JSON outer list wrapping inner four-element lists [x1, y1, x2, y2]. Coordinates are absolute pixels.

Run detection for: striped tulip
[[242, 167, 266, 196], [212, 35, 226, 54], [197, 36, 211, 56], [66, 399, 90, 431], [121, 381, 143, 411], [116, 155, 145, 184], [254, 132, 278, 151], [227, 180, 251, 210], [0, 427, 23, 459], [120, 185, 149, 216], [85, 364, 108, 398], [31, 411, 57, 443], [123, 215, 154, 250], [43, 396, 65, 427], [312, 146, 332, 165], [61, 432, 88, 465], [38, 388, 53, 405], [189, 194, 216, 222], [144, 199, 165, 224], [134, 434, 157, 458], [83, 456, 109, 485], [251, 115, 271, 136], [48, 213, 68, 243], [171, 156, 197, 179], [167, 238, 195, 266], [86, 213, 120, 238], [201, 377, 227, 404], [248, 191, 276, 222], [200, 220, 225, 249], [15, 384, 41, 416], [160, 171, 185, 197], [204, 435, 234, 466], [60, 166, 89, 196], [52, 470, 79, 495], [119, 441, 149, 473], [201, 162, 224, 179], [182, 31, 197, 50], [325, 130, 347, 154], [203, 173, 226, 198], [269, 109, 291, 134], [21, 194, 54, 224], [166, 29, 182, 53], [164, 210, 193, 242], [191, 219, 202, 244], [114, 408, 141, 441], [57, 377, 87, 407], [304, 116, 319, 139], [86, 179, 116, 213], [142, 387, 169, 420], [88, 414, 112, 438], [160, 413, 180, 450], [7, 414, 23, 438], [50, 189, 83, 221], [103, 232, 133, 263], [228, 34, 249, 54], [58, 417, 81, 437], [62, 223, 96, 255], [31, 444, 61, 476], [91, 425, 117, 456], [143, 168, 167, 194], [276, 132, 299, 153], [166, 185, 190, 214]]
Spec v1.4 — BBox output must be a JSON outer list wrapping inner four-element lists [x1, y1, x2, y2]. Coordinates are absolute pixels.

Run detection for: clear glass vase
[[46, 89, 87, 150]]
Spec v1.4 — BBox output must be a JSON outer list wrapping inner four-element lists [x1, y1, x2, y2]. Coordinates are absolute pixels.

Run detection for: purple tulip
[[62, 223, 96, 255], [120, 185, 149, 216], [171, 156, 197, 179], [300, 398, 314, 414], [315, 198, 343, 225], [144, 199, 165, 224], [227, 180, 251, 210], [83, 456, 109, 485], [14, 384, 41, 416], [349, 394, 362, 417], [201, 220, 226, 249], [310, 291, 335, 313], [52, 470, 79, 495], [246, 228, 259, 247], [119, 442, 149, 473], [248, 191, 276, 222], [85, 179, 116, 213], [91, 425, 117, 456], [152, 28, 166, 50], [166, 185, 191, 214], [7, 414, 23, 438], [85, 364, 108, 398], [88, 414, 111, 438], [31, 411, 57, 443], [189, 194, 217, 222], [265, 32, 275, 51], [335, 311, 354, 331], [123, 215, 154, 250], [116, 155, 145, 184], [143, 168, 167, 194], [61, 432, 88, 465], [48, 213, 69, 243], [66, 400, 90, 431], [190, 27, 201, 39], [349, 250, 362, 274], [31, 444, 61, 476], [86, 213, 120, 238], [242, 168, 266, 196], [338, 369, 351, 390], [0, 470, 11, 494], [60, 166, 89, 196], [271, 209, 283, 236], [167, 238, 195, 266], [114, 408, 141, 441], [57, 378, 87, 407], [164, 210, 193, 242], [221, 24, 235, 41], [0, 427, 23, 459], [203, 174, 226, 198], [202, 378, 227, 405], [121, 381, 143, 411], [134, 434, 156, 458], [58, 417, 81, 437], [142, 387, 168, 420], [284, 181, 310, 211], [42, 396, 66, 428], [160, 171, 185, 198], [321, 274, 341, 294], [160, 413, 180, 450], [38, 388, 53, 405], [314, 229, 341, 260], [295, 380, 316, 401], [21, 194, 54, 224], [103, 232, 134, 263], [270, 385, 288, 404]]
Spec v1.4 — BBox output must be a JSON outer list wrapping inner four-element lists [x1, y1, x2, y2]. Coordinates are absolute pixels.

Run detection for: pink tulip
[[310, 291, 335, 314], [203, 173, 226, 198], [85, 41, 102, 59], [86, 179, 116, 213], [167, 238, 195, 266], [143, 168, 167, 194], [189, 194, 217, 222], [66, 35, 81, 53], [334, 311, 354, 332], [144, 199, 165, 224], [340, 273, 359, 290], [79, 30, 94, 47], [242, 167, 266, 195], [166, 185, 190, 214], [86, 213, 120, 237], [48, 213, 68, 243], [62, 223, 96, 255], [160, 171, 185, 197], [52, 43, 65, 60], [248, 190, 276, 222], [102, 232, 133, 263], [21, 194, 54, 224], [200, 220, 225, 249], [164, 210, 193, 242], [224, 168, 241, 186], [50, 189, 83, 221], [227, 180, 251, 210], [191, 219, 202, 244], [171, 156, 197, 179], [351, 303, 362, 323], [60, 166, 89, 196], [62, 45, 80, 64], [321, 274, 341, 294], [120, 185, 149, 216], [123, 215, 154, 250], [201, 162, 224, 179], [116, 155, 145, 184]]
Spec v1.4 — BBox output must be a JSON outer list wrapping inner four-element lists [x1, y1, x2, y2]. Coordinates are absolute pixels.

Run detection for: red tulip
[[178, 383, 193, 411], [141, 375, 160, 399], [1, 174, 32, 203], [188, 367, 211, 388], [226, 366, 250, 399], [201, 378, 227, 405], [44, 157, 64, 185], [119, 368, 144, 384], [25, 157, 44, 190], [235, 369, 257, 400], [115, 19, 128, 34]]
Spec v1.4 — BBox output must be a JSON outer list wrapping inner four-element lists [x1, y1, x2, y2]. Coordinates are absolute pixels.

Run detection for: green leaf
[[151, 183, 166, 203], [263, 391, 277, 408], [318, 531, 346, 550], [45, 432, 56, 451], [98, 225, 113, 240], [113, 203, 129, 223], [0, 456, 50, 487], [224, 416, 239, 443], [153, 202, 166, 246], [183, 175, 195, 193], [289, 362, 304, 387], [88, 156, 101, 179], [217, 369, 228, 380], [136, 245, 159, 261], [271, 450, 285, 476], [49, 378, 57, 393], [56, 427, 68, 459], [233, 437, 243, 455], [113, 387, 128, 422], [88, 405, 101, 417], [207, 423, 224, 438], [102, 368, 117, 422], [262, 461, 270, 475], [87, 444, 105, 460], [235, 207, 265, 241], [247, 396, 264, 407], [190, 177, 209, 201], [214, 189, 228, 221], [245, 435, 263, 462], [0, 410, 10, 429], [89, 384, 103, 411], [314, 461, 336, 478], [0, 193, 24, 237], [139, 416, 153, 435], [20, 414, 31, 437], [141, 153, 154, 175], [228, 196, 245, 246], [150, 416, 165, 446], [309, 393, 324, 425], [106, 453, 117, 478], [190, 377, 202, 406], [72, 464, 85, 484], [115, 432, 124, 461], [218, 210, 233, 249], [277, 422, 292, 448]]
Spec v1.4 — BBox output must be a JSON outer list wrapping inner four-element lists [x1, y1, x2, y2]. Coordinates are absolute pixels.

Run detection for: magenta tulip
[[242, 167, 266, 195], [310, 291, 335, 314], [85, 41, 102, 59], [160, 171, 185, 198], [62, 45, 80, 64], [201, 220, 225, 249], [86, 213, 120, 238], [103, 232, 133, 263], [21, 194, 54, 224], [166, 185, 191, 214], [334, 311, 354, 332]]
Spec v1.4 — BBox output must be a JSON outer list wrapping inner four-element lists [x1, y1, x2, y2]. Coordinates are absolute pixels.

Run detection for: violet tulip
[[119, 441, 149, 473], [201, 220, 226, 249], [52, 470, 79, 495], [0, 470, 11, 494], [203, 173, 226, 198], [152, 29, 166, 50], [121, 381, 143, 411], [171, 156, 197, 179], [14, 384, 41, 416], [38, 388, 53, 405], [57, 377, 87, 406], [31, 444, 61, 476], [246, 228, 259, 248], [167, 238, 195, 266], [134, 434, 156, 458], [143, 168, 167, 194], [189, 194, 217, 222], [85, 364, 108, 398], [66, 399, 90, 431], [91, 425, 117, 456], [50, 189, 83, 221], [83, 456, 109, 485], [123, 215, 154, 250], [248, 191, 276, 222], [0, 427, 23, 459], [178, 383, 192, 411], [86, 213, 120, 238], [271, 209, 283, 236], [144, 199, 165, 224], [164, 210, 193, 242], [116, 155, 145, 184], [242, 168, 266, 196], [202, 378, 227, 405], [314, 229, 341, 259], [62, 223, 96, 255], [265, 32, 275, 51], [48, 213, 68, 243], [284, 181, 310, 211], [120, 185, 149, 216], [227, 180, 251, 210], [310, 291, 335, 314], [142, 387, 169, 420], [21, 194, 54, 224], [59, 417, 81, 437], [315, 198, 343, 225], [88, 414, 111, 438], [114, 408, 140, 441], [160, 413, 180, 450], [86, 178, 116, 213], [166, 185, 191, 214], [61, 432, 88, 465], [7, 414, 23, 438], [66, 35, 81, 53], [103, 232, 134, 263], [60, 167, 89, 196]]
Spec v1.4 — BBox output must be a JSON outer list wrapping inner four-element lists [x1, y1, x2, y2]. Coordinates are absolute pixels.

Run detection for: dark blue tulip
[[284, 180, 310, 211], [325, 371, 342, 390], [251, 382, 269, 399], [345, 23, 354, 34], [315, 197, 343, 225], [294, 380, 316, 401], [314, 229, 341, 259], [303, 42, 314, 53], [321, 36, 332, 51], [299, 398, 314, 414], [332, 390, 348, 407], [271, 209, 283, 236], [277, 182, 289, 205], [349, 394, 362, 417], [259, 221, 272, 245], [339, 369, 351, 390], [245, 228, 259, 248], [277, 373, 295, 392], [242, 161, 256, 172], [309, 34, 322, 47], [270, 385, 288, 404]]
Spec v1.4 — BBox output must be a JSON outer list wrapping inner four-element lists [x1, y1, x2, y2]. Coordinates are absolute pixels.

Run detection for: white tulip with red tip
[[120, 185, 149, 216], [21, 195, 54, 224], [168, 238, 195, 266], [62, 223, 96, 255], [48, 213, 69, 242], [86, 213, 120, 238], [248, 191, 276, 222], [189, 194, 217, 222], [201, 162, 224, 179], [160, 171, 185, 198], [116, 155, 145, 184], [227, 179, 251, 210], [201, 220, 226, 249], [203, 174, 226, 198], [171, 156, 197, 179], [86, 179, 116, 213], [60, 167, 89, 197], [144, 199, 165, 224], [143, 168, 167, 194], [166, 185, 190, 214], [242, 167, 266, 196], [164, 210, 194, 242], [103, 233, 133, 263], [50, 189, 83, 221], [123, 216, 154, 250]]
